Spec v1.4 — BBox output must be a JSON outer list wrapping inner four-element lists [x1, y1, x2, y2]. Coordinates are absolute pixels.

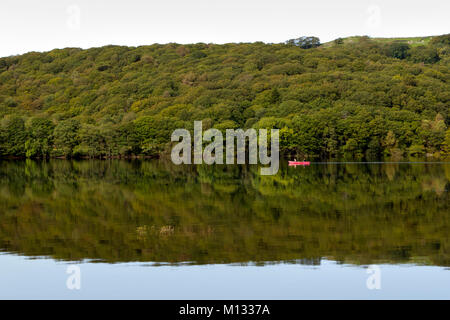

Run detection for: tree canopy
[[0, 34, 449, 160]]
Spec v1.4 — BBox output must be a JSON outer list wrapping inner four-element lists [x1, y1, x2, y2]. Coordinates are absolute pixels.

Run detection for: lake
[[0, 160, 449, 299]]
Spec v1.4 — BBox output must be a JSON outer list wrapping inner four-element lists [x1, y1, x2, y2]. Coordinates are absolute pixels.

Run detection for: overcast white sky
[[0, 0, 449, 57]]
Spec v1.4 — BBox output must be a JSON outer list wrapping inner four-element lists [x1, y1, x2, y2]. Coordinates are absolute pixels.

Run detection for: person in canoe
[[289, 158, 310, 166]]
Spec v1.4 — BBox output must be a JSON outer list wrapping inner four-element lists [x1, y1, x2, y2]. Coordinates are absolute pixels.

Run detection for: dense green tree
[[418, 114, 447, 153], [382, 130, 402, 158], [286, 36, 321, 48], [442, 129, 450, 157], [334, 38, 344, 45], [52, 119, 80, 157], [431, 33, 450, 46], [386, 42, 411, 59], [409, 46, 440, 64], [25, 117, 55, 158], [1, 116, 27, 157]]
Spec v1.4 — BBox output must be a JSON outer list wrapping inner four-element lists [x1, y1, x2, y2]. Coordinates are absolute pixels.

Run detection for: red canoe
[[288, 161, 310, 166]]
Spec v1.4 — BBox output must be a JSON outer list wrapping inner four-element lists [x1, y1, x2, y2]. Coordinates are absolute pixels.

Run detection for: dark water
[[0, 160, 449, 299]]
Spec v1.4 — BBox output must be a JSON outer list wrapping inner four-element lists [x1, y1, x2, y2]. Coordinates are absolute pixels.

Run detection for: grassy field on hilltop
[[0, 34, 449, 160], [322, 35, 435, 47]]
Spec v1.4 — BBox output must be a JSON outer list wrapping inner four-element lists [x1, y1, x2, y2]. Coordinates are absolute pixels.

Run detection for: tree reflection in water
[[0, 160, 448, 266]]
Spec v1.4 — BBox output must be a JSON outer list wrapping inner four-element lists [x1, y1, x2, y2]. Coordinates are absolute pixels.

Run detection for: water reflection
[[0, 160, 448, 266]]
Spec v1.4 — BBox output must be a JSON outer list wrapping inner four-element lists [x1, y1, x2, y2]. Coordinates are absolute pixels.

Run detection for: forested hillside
[[0, 34, 449, 160]]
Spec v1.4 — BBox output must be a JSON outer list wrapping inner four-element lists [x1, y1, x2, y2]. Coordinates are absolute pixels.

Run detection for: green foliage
[[409, 46, 440, 64], [418, 114, 447, 153], [25, 117, 54, 158], [1, 116, 27, 157], [408, 143, 425, 157], [334, 38, 344, 45], [442, 129, 450, 157], [0, 35, 449, 159], [386, 42, 411, 59], [52, 119, 80, 157], [286, 36, 321, 48], [431, 34, 450, 46], [4, 97, 17, 108]]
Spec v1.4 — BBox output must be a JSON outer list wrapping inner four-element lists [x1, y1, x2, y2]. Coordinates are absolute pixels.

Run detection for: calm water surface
[[0, 160, 449, 299]]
